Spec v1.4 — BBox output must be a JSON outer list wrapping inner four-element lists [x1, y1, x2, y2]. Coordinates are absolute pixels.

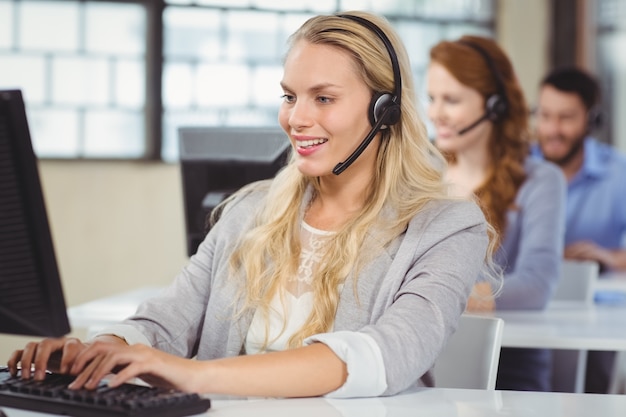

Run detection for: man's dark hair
[[541, 67, 601, 110]]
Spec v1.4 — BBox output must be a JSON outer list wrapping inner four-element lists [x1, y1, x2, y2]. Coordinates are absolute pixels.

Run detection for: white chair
[[433, 314, 504, 390], [550, 259, 599, 306], [609, 351, 626, 394], [550, 260, 600, 392]]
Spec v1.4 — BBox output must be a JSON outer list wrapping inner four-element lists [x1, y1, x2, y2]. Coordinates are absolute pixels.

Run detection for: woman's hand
[[466, 282, 495, 312], [7, 337, 90, 380], [565, 241, 614, 269], [7, 335, 127, 381], [67, 342, 201, 392]]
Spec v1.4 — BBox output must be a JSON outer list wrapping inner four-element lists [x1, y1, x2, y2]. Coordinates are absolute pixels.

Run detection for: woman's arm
[[66, 341, 347, 398], [565, 241, 626, 271], [494, 162, 567, 310]]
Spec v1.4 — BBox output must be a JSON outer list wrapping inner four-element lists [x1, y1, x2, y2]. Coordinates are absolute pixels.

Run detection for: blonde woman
[[9, 12, 497, 398]]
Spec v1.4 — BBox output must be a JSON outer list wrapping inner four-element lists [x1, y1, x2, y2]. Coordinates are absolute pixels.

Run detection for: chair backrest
[[433, 314, 504, 390], [551, 260, 599, 305], [609, 351, 626, 394], [550, 260, 600, 392]]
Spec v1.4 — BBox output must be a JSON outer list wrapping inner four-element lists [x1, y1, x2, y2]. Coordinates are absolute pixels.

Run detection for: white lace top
[[245, 221, 335, 353]]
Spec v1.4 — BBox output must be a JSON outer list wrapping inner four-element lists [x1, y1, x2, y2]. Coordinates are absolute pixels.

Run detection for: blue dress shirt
[[532, 138, 626, 249]]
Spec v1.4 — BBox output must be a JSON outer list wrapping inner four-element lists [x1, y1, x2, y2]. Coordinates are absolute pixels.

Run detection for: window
[[0, 0, 495, 160], [595, 0, 626, 149], [0, 0, 146, 158]]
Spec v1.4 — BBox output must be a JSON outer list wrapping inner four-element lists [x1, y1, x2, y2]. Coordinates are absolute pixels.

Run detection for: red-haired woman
[[427, 35, 566, 391]]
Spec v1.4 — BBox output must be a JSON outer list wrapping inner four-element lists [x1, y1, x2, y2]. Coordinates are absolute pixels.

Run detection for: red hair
[[430, 35, 529, 241]]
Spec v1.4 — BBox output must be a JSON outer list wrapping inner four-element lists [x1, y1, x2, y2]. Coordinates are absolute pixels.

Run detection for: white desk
[[492, 271, 626, 351], [495, 303, 626, 351], [595, 271, 626, 394], [4, 388, 626, 417], [492, 304, 626, 393], [68, 286, 165, 337], [595, 271, 626, 301], [489, 272, 626, 393], [196, 389, 626, 417]]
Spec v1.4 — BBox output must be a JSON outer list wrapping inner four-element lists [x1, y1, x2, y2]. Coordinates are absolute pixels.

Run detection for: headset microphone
[[332, 107, 393, 175], [457, 113, 489, 135]]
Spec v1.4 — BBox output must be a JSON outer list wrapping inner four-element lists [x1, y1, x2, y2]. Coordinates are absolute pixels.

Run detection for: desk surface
[[68, 283, 626, 352], [596, 271, 626, 293], [4, 388, 626, 417], [490, 271, 626, 351], [68, 286, 165, 331], [493, 303, 626, 350]]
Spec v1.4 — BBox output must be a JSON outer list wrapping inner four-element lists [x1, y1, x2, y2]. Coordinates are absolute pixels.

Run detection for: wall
[[497, 0, 551, 107], [617, 43, 626, 152], [38, 160, 189, 305], [609, 3, 626, 153]]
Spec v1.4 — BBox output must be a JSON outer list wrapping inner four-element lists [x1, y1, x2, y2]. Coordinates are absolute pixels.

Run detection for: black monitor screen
[[0, 89, 70, 337], [179, 126, 290, 256]]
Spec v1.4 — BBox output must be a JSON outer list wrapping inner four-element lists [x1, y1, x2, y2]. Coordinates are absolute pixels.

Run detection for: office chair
[[433, 314, 504, 390], [550, 259, 599, 306], [550, 260, 600, 392], [609, 350, 626, 394]]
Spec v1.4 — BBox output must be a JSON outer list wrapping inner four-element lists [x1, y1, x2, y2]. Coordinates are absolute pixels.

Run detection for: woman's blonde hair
[[219, 12, 499, 348]]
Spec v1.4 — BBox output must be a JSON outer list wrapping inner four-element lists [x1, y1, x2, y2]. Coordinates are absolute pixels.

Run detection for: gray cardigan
[[494, 158, 566, 309], [116, 186, 489, 395]]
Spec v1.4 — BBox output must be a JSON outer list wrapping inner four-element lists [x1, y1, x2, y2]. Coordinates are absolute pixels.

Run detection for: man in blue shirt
[[533, 67, 626, 393]]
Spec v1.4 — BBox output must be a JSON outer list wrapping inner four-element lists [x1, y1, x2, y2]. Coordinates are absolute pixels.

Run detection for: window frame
[[1, 0, 495, 161]]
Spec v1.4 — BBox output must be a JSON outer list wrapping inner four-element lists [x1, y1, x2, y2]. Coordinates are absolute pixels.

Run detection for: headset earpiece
[[338, 14, 402, 130], [458, 39, 509, 123], [587, 106, 603, 131], [485, 93, 508, 121], [369, 92, 401, 128]]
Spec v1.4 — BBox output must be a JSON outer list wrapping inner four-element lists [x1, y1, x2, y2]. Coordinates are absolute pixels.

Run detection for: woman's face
[[279, 40, 377, 178], [427, 62, 491, 155]]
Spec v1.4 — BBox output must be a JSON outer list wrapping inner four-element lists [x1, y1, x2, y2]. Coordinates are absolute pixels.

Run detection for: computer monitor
[[0, 89, 71, 337], [179, 126, 290, 256]]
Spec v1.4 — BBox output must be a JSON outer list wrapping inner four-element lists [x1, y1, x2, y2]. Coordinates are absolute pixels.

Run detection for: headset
[[332, 14, 402, 175], [587, 105, 603, 131], [456, 39, 509, 135]]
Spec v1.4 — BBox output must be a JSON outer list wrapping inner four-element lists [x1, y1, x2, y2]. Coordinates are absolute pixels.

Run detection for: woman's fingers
[[69, 342, 136, 390], [57, 338, 81, 373], [107, 361, 144, 388], [7, 349, 25, 376], [6, 338, 70, 379], [24, 340, 54, 379], [63, 343, 186, 392], [68, 354, 104, 390]]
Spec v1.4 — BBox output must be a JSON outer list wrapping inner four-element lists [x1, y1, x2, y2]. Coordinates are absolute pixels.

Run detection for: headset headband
[[338, 14, 402, 108], [458, 39, 507, 104]]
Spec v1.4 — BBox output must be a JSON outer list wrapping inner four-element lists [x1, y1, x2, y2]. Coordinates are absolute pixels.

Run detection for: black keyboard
[[0, 367, 211, 417]]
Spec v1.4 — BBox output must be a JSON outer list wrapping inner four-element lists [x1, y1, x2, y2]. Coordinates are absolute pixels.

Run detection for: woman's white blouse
[[244, 221, 387, 398], [245, 221, 334, 353]]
